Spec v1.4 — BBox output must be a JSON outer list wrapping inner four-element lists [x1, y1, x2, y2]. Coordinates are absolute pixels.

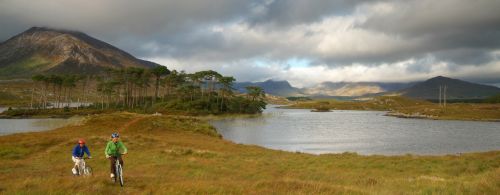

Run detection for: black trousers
[[109, 156, 124, 174]]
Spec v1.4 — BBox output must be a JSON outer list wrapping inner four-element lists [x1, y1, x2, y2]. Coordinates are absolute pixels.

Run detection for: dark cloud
[[0, 0, 252, 54], [247, 0, 369, 27], [356, 0, 500, 65], [433, 49, 494, 66], [1, 0, 500, 84], [361, 0, 500, 37]]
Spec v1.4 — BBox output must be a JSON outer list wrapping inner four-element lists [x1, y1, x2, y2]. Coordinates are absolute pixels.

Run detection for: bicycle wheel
[[114, 163, 119, 183], [78, 165, 84, 176], [84, 166, 92, 176], [117, 163, 124, 186]]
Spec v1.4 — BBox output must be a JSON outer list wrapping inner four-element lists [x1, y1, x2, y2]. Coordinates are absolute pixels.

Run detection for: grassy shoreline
[[4, 94, 499, 122], [0, 112, 498, 194], [284, 96, 500, 122], [0, 107, 264, 120]]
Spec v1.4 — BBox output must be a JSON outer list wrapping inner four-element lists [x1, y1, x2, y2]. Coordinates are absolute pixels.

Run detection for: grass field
[[0, 112, 498, 194]]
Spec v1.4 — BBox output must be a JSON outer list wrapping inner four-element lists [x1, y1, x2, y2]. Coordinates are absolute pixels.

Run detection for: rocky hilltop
[[0, 27, 158, 78]]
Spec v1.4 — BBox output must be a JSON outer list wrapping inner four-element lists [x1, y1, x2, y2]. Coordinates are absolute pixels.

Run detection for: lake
[[211, 106, 500, 155], [0, 115, 83, 136], [46, 102, 92, 108]]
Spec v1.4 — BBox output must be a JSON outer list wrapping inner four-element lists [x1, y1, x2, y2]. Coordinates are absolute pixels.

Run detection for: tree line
[[30, 66, 267, 114]]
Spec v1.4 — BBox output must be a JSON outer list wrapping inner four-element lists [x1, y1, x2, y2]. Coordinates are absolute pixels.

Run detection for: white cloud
[[149, 55, 500, 88], [2, 0, 500, 85], [288, 60, 500, 87]]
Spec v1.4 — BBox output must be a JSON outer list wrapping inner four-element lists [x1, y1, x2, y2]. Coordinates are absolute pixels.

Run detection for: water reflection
[[0, 116, 83, 135], [212, 106, 500, 155], [46, 102, 92, 108]]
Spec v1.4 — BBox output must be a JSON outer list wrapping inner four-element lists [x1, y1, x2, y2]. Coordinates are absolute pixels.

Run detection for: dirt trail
[[119, 116, 147, 131]]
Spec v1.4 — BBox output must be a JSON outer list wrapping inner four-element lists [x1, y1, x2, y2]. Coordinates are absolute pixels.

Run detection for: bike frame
[[75, 157, 91, 176]]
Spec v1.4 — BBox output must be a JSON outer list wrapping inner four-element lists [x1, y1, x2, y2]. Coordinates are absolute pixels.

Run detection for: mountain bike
[[74, 157, 92, 176], [113, 156, 124, 187]]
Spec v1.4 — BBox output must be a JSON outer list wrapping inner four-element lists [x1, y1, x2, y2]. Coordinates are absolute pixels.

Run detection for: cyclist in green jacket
[[105, 132, 127, 179]]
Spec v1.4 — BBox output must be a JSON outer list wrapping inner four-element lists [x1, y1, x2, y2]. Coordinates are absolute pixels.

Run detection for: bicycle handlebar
[[75, 156, 92, 159], [106, 153, 127, 158]]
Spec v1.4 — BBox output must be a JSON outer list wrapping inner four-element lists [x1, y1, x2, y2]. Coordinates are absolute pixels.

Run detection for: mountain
[[400, 76, 500, 99], [303, 82, 415, 97], [234, 80, 415, 97], [0, 27, 159, 78], [234, 80, 302, 97], [302, 82, 384, 96]]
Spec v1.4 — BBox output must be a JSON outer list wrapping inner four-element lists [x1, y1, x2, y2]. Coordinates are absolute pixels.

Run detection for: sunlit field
[[0, 113, 498, 194]]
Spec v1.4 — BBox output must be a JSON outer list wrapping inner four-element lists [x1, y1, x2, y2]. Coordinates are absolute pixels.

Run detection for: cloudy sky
[[1, 0, 500, 87]]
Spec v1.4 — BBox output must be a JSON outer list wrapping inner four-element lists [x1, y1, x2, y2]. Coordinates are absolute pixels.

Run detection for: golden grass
[[0, 112, 499, 194]]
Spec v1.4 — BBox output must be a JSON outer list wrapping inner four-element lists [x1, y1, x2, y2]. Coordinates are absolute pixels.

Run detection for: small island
[[311, 106, 331, 112]]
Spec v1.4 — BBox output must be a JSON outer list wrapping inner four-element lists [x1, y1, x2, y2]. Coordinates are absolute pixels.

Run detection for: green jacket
[[105, 141, 128, 157]]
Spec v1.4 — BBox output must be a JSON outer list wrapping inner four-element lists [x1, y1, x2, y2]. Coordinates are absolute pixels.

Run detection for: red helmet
[[78, 139, 85, 144]]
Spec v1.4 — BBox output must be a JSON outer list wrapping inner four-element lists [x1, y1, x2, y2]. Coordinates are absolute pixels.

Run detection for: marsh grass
[[0, 113, 498, 194]]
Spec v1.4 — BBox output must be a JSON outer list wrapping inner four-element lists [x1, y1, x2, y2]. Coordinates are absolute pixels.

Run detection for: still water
[[211, 106, 500, 155], [0, 115, 83, 135]]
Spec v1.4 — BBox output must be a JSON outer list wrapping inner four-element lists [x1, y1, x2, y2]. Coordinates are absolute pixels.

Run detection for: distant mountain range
[[0, 27, 159, 78], [302, 82, 416, 97], [234, 80, 303, 97], [234, 80, 415, 97], [400, 76, 500, 100], [235, 77, 500, 100]]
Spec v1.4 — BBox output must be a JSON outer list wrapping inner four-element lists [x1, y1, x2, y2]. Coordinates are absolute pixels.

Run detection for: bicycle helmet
[[111, 132, 120, 138], [78, 139, 85, 144]]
